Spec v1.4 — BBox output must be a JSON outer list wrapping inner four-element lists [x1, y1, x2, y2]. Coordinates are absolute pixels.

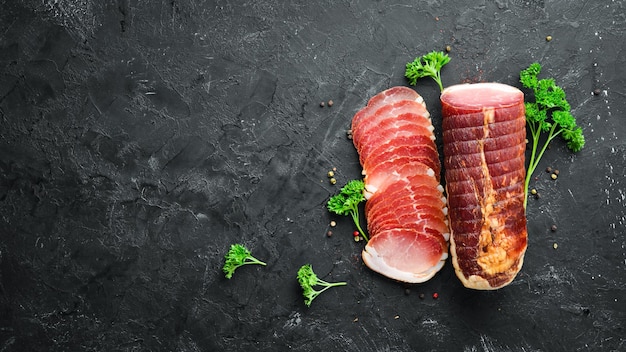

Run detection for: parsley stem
[[524, 122, 562, 209], [317, 279, 348, 288], [244, 257, 267, 266], [351, 211, 369, 242], [435, 73, 444, 92], [524, 122, 541, 208]]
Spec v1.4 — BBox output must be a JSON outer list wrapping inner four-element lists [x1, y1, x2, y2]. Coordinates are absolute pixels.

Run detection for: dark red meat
[[361, 228, 447, 283], [441, 82, 528, 290], [352, 100, 431, 146], [351, 87, 425, 129], [350, 86, 449, 283]]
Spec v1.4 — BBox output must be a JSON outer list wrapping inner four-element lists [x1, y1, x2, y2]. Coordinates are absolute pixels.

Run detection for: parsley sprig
[[405, 51, 451, 91], [520, 62, 585, 208], [222, 244, 267, 279], [327, 179, 367, 241], [297, 264, 347, 307]]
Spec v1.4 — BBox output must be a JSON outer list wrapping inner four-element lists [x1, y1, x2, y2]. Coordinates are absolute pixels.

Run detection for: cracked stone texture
[[1, 0, 625, 351]]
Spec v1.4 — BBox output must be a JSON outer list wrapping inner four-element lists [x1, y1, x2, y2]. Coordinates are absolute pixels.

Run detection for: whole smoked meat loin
[[441, 82, 528, 290], [351, 86, 449, 283]]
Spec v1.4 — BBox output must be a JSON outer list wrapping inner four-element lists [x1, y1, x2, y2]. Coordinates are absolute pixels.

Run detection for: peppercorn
[[445, 45, 451, 52], [593, 88, 601, 96], [432, 292, 439, 299], [353, 231, 360, 237], [327, 100, 334, 107], [531, 189, 537, 195], [320, 101, 325, 107], [419, 293, 425, 300], [551, 224, 557, 232], [327, 230, 333, 237], [551, 173, 558, 180], [546, 167, 552, 173], [327, 170, 335, 178], [546, 35, 553, 42], [553, 169, 560, 175], [329, 177, 337, 184], [330, 221, 336, 227]]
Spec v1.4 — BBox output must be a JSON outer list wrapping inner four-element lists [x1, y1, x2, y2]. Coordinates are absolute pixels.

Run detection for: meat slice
[[355, 116, 436, 164], [367, 206, 449, 244], [350, 86, 449, 283], [365, 164, 445, 219], [362, 228, 448, 283], [366, 187, 448, 237], [352, 100, 431, 147], [363, 142, 441, 190], [441, 82, 528, 290], [351, 87, 425, 130]]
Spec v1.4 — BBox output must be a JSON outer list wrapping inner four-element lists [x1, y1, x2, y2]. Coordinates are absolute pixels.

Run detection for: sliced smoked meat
[[350, 86, 449, 283], [356, 120, 435, 163], [363, 155, 440, 197], [352, 101, 431, 145], [362, 228, 448, 283], [363, 142, 441, 185], [441, 82, 528, 290], [351, 87, 425, 131]]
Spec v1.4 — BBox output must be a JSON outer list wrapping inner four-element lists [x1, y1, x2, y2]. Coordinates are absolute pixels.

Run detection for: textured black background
[[1, 0, 625, 351]]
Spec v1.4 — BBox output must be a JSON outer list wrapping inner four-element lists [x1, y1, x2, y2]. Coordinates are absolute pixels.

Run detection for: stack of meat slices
[[351, 86, 450, 283]]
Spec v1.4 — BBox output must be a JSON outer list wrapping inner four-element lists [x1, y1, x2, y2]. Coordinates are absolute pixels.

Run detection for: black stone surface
[[1, 1, 625, 351]]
